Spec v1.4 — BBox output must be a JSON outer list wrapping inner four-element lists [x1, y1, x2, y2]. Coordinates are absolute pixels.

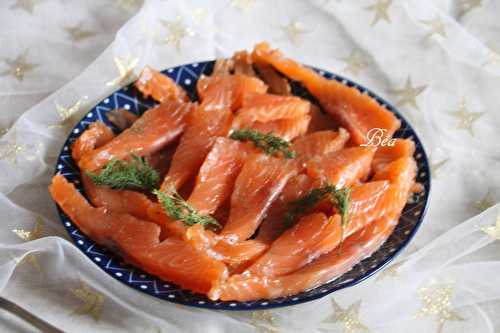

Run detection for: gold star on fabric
[[49, 97, 87, 131], [251, 311, 281, 333], [389, 76, 427, 110], [231, 0, 254, 12], [12, 216, 44, 241], [159, 17, 194, 51], [342, 50, 369, 76], [448, 99, 484, 136], [106, 55, 139, 87], [460, 0, 481, 16], [15, 253, 42, 271], [114, 0, 143, 12], [64, 25, 96, 42], [71, 283, 104, 321], [420, 16, 447, 40], [192, 8, 208, 23], [365, 0, 391, 26], [322, 299, 369, 333], [430, 158, 449, 179], [281, 20, 306, 46], [376, 261, 404, 281], [0, 51, 39, 82], [474, 189, 495, 212], [481, 212, 500, 240], [415, 281, 464, 333], [9, 0, 41, 14], [0, 139, 28, 165]]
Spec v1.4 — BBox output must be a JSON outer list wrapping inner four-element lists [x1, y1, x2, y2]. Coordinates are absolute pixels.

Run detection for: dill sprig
[[230, 128, 296, 159], [86, 155, 159, 191], [284, 184, 351, 228], [153, 189, 221, 229]]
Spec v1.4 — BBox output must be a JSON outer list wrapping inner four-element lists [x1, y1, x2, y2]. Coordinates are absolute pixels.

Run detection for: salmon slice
[[233, 94, 310, 129], [82, 175, 155, 221], [79, 101, 194, 172], [50, 175, 227, 293], [254, 61, 291, 95], [185, 224, 269, 267], [135, 66, 188, 103], [160, 97, 233, 192], [257, 174, 320, 243], [233, 50, 256, 76], [106, 108, 138, 131], [305, 147, 375, 187], [196, 74, 267, 110], [252, 42, 401, 145], [140, 237, 228, 293], [247, 181, 390, 277], [249, 114, 311, 141], [372, 138, 416, 173], [146, 203, 187, 239], [209, 212, 400, 301], [292, 128, 350, 163], [221, 154, 297, 242], [212, 58, 234, 75], [209, 159, 416, 301], [187, 137, 250, 215], [307, 104, 338, 133], [72, 122, 115, 162]]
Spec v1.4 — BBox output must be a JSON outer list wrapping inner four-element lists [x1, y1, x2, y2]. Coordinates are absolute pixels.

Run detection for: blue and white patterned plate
[[53, 61, 430, 310]]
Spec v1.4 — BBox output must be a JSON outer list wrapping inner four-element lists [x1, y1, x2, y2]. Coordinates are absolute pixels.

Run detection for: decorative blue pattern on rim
[[53, 61, 431, 310]]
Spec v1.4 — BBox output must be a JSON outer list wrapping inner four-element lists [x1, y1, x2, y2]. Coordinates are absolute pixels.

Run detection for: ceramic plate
[[53, 61, 431, 310]]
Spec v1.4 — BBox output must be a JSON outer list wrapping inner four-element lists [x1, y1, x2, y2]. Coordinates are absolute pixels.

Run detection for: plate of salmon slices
[[49, 42, 430, 310]]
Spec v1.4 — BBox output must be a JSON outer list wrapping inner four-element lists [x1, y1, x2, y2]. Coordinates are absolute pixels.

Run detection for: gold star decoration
[[64, 25, 96, 42], [481, 212, 500, 240], [158, 17, 194, 51], [322, 299, 369, 333], [9, 0, 41, 14], [389, 76, 427, 110], [71, 283, 105, 321], [49, 97, 87, 132], [14, 253, 42, 272], [365, 0, 392, 27], [106, 56, 139, 87], [474, 189, 495, 212], [12, 216, 44, 241], [430, 158, 449, 179], [114, 0, 143, 12], [0, 50, 39, 82], [192, 8, 208, 23], [415, 281, 464, 333], [342, 50, 369, 76], [0, 138, 28, 165], [460, 0, 482, 16], [250, 310, 281, 333], [231, 0, 254, 12], [420, 16, 447, 40], [376, 260, 404, 281], [448, 98, 485, 137], [281, 20, 306, 46]]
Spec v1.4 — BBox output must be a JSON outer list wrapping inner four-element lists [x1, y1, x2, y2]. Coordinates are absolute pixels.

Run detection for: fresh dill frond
[[230, 128, 296, 159], [331, 187, 351, 228], [283, 184, 351, 228], [153, 189, 221, 229], [86, 154, 159, 191]]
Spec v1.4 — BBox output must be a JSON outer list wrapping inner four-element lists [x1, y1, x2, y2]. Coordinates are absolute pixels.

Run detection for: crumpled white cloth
[[1, 0, 500, 332]]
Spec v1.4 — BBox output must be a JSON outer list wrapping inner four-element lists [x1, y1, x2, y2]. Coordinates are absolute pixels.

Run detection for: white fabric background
[[1, 0, 500, 332]]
